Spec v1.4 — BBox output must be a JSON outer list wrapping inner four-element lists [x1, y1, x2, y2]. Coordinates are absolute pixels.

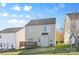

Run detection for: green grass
[[0, 47, 79, 55]]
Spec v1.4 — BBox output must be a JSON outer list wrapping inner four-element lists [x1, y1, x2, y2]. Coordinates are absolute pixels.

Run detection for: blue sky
[[0, 3, 79, 30]]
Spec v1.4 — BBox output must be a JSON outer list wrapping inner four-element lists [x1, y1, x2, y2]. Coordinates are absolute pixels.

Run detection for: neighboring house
[[64, 12, 79, 44], [25, 18, 56, 47], [0, 27, 25, 50]]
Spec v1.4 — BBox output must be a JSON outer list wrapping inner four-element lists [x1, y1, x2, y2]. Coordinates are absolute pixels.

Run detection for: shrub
[[56, 43, 70, 50]]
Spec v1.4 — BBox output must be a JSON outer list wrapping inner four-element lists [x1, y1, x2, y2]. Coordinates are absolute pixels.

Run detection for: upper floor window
[[0, 36, 1, 39], [28, 29, 32, 32], [44, 26, 50, 32]]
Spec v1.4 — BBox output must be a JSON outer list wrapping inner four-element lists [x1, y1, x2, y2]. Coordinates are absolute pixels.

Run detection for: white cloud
[[48, 3, 65, 13], [24, 5, 32, 12], [2, 12, 8, 17], [19, 15, 23, 17], [7, 19, 26, 27], [38, 14, 42, 17], [25, 15, 31, 18], [12, 4, 20, 11], [0, 13, 2, 16], [48, 9, 54, 13], [11, 14, 18, 17], [0, 3, 6, 7]]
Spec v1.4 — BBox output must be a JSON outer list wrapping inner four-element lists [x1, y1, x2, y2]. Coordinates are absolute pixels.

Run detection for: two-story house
[[25, 18, 56, 47], [0, 18, 56, 50], [0, 27, 25, 50]]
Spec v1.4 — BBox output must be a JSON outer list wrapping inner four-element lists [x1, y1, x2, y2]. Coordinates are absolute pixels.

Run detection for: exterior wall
[[25, 24, 56, 47], [0, 33, 16, 50], [64, 15, 79, 44], [70, 36, 75, 44], [16, 28, 25, 49], [64, 15, 72, 44]]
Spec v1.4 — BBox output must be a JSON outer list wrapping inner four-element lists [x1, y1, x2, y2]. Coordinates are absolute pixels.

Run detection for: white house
[[25, 18, 56, 47], [0, 27, 25, 50], [64, 12, 79, 44], [0, 18, 56, 50]]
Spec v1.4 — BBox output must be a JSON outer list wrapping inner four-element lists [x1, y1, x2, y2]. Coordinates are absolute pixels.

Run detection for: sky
[[0, 3, 79, 30]]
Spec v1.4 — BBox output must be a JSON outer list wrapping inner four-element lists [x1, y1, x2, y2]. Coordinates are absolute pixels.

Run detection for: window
[[44, 26, 50, 32], [28, 29, 32, 32], [0, 36, 1, 39], [50, 40, 52, 42], [38, 37, 41, 42], [4, 44, 5, 47], [28, 38, 33, 42], [72, 21, 77, 30], [44, 26, 47, 32], [11, 45, 13, 48], [0, 43, 2, 47]]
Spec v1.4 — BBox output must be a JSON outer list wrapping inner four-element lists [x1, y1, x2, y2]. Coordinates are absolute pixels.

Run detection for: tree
[[56, 31, 64, 44]]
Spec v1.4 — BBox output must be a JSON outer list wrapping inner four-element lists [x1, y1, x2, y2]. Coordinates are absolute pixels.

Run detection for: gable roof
[[0, 27, 23, 33], [67, 12, 79, 20], [69, 33, 76, 40], [25, 18, 56, 26]]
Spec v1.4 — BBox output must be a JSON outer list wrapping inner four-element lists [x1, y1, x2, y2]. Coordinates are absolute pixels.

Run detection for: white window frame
[[44, 25, 50, 32]]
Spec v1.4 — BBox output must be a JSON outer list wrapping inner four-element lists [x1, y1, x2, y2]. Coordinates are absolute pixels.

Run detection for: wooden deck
[[19, 41, 37, 49]]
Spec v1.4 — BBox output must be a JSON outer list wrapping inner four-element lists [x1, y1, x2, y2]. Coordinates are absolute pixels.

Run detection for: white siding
[[16, 28, 25, 49], [0, 33, 16, 50], [25, 24, 56, 47], [64, 15, 72, 44]]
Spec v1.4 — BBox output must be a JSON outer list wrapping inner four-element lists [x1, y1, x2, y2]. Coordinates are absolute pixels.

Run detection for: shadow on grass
[[18, 48, 71, 55], [0, 47, 79, 55]]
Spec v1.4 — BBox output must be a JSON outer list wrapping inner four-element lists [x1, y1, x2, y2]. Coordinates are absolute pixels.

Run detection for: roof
[[25, 18, 56, 26], [0, 27, 23, 33], [67, 12, 79, 20]]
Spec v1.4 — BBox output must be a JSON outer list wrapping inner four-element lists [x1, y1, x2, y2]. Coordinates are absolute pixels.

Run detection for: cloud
[[25, 15, 31, 18], [47, 9, 54, 13], [2, 12, 8, 17], [48, 4, 65, 13], [0, 13, 2, 16], [58, 3, 65, 8], [19, 15, 23, 17], [0, 3, 6, 7], [7, 19, 26, 27], [24, 5, 32, 12], [38, 14, 42, 17], [12, 4, 20, 11], [11, 14, 18, 17]]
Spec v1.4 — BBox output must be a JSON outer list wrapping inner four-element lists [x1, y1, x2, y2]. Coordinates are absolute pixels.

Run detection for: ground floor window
[[28, 38, 33, 42], [0, 43, 2, 47], [38, 37, 41, 42], [50, 40, 52, 42]]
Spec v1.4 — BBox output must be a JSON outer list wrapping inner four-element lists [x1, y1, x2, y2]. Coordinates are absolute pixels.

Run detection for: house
[[0, 27, 25, 50], [64, 12, 79, 44], [25, 18, 56, 47], [0, 17, 56, 50]]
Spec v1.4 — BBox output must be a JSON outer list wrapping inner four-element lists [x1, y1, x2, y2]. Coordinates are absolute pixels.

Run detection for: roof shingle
[[67, 12, 79, 20], [0, 27, 23, 33], [25, 18, 56, 26]]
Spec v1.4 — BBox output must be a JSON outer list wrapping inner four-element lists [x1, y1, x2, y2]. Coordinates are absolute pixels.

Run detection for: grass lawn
[[0, 47, 79, 55]]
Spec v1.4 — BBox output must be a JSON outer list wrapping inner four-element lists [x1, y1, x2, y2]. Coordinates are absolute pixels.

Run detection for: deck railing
[[20, 41, 37, 49]]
